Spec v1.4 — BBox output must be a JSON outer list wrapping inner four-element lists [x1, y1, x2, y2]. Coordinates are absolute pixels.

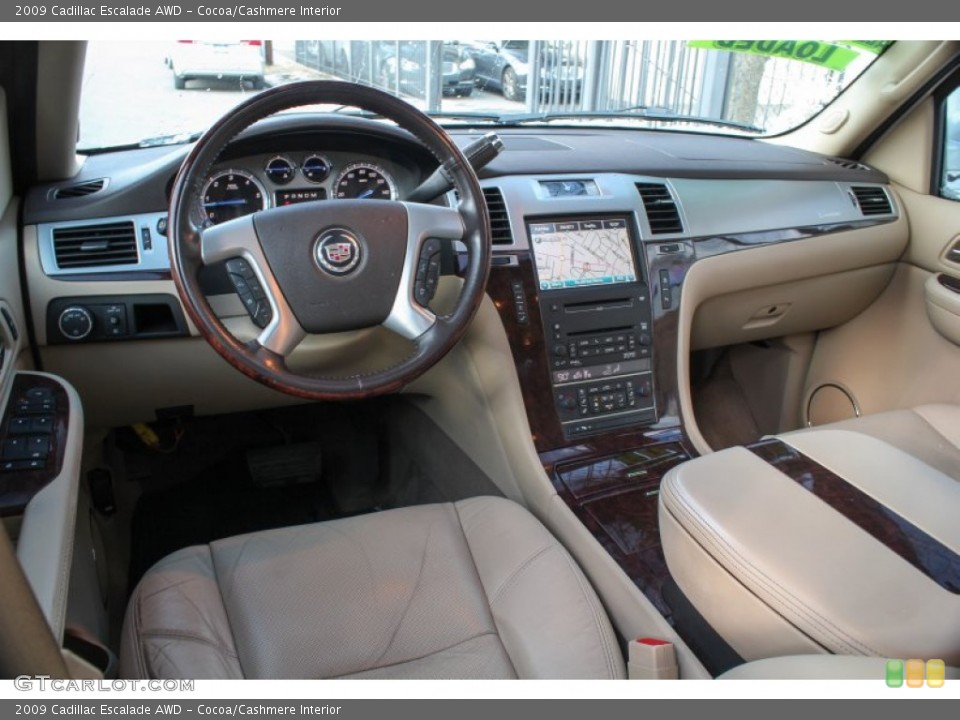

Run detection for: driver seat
[[119, 496, 625, 679]]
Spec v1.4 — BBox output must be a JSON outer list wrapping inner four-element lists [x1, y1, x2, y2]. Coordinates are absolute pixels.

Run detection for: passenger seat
[[788, 403, 960, 480]]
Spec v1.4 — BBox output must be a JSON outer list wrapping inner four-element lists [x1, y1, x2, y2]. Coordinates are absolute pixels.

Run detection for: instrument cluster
[[201, 151, 404, 225]]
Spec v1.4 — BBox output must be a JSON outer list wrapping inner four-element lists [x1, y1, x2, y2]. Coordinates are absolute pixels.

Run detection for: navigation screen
[[528, 218, 638, 291]]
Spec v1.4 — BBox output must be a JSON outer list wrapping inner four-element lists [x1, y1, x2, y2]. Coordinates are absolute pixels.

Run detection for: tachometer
[[333, 163, 397, 200], [202, 169, 268, 225]]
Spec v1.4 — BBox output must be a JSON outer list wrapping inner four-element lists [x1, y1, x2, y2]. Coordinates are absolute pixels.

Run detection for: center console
[[529, 216, 657, 438], [482, 173, 697, 637]]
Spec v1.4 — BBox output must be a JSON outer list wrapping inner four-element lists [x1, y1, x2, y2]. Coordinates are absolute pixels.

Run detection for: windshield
[[78, 39, 888, 151]]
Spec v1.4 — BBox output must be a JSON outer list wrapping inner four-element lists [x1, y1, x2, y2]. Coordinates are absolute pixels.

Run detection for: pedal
[[246, 441, 322, 488]]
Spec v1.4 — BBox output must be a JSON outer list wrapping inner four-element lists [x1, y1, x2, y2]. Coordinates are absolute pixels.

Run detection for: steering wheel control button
[[251, 303, 271, 328], [414, 238, 443, 307], [58, 306, 94, 341], [315, 228, 363, 276], [226, 258, 273, 329]]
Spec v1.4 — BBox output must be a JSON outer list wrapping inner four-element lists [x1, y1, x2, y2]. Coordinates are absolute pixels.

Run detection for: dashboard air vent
[[635, 182, 683, 234], [53, 178, 106, 199], [52, 221, 138, 268], [850, 186, 892, 216], [827, 157, 870, 172], [483, 187, 514, 245]]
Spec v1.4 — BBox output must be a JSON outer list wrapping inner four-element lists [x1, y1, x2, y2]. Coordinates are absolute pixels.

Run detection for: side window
[[942, 87, 960, 200]]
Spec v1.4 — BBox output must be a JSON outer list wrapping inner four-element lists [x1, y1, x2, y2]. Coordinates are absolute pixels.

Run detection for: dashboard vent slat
[[53, 221, 138, 268], [827, 157, 870, 172], [850, 186, 893, 216], [635, 182, 683, 234], [483, 187, 514, 245], [53, 178, 106, 199]]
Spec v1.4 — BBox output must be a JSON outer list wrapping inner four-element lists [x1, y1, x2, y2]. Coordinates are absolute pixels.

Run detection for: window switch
[[31, 416, 54, 434], [26, 436, 50, 459], [1, 437, 30, 460], [8, 416, 33, 435]]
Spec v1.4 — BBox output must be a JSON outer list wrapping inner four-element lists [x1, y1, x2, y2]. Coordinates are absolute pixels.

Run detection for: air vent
[[52, 221, 138, 269], [827, 157, 870, 172], [850, 186, 893, 216], [483, 187, 514, 245], [636, 182, 683, 234], [53, 178, 106, 199]]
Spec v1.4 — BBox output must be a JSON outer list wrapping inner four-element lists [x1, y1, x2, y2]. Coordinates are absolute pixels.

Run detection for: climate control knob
[[58, 306, 94, 341]]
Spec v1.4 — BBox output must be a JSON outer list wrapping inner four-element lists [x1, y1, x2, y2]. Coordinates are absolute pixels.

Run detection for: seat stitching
[[165, 579, 231, 647], [147, 637, 235, 679], [133, 586, 148, 678], [488, 543, 554, 605], [663, 479, 877, 655], [557, 548, 621, 679], [328, 631, 506, 679], [451, 501, 518, 677], [140, 630, 240, 657], [207, 544, 246, 678], [214, 536, 256, 605], [369, 516, 434, 667], [664, 480, 869, 653], [148, 639, 181, 678], [139, 577, 196, 602]]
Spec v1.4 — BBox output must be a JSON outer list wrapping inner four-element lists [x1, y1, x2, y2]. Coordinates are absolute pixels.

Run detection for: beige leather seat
[[119, 496, 625, 679], [798, 403, 960, 480], [660, 427, 960, 664]]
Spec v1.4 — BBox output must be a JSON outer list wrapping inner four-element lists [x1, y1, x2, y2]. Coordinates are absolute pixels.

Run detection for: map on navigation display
[[529, 218, 637, 290]]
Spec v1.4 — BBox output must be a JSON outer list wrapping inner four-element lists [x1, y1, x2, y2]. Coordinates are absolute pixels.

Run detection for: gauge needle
[[204, 199, 249, 207], [357, 188, 376, 199]]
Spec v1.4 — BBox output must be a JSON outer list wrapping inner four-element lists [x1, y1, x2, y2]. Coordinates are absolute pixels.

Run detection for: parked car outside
[[169, 40, 265, 90], [467, 40, 584, 102], [377, 41, 476, 98]]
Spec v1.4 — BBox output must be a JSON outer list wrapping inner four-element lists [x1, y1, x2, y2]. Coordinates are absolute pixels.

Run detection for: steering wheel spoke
[[201, 216, 307, 358], [384, 203, 465, 341]]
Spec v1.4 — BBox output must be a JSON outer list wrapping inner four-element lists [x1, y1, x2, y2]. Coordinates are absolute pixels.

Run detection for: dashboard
[[19, 113, 906, 447]]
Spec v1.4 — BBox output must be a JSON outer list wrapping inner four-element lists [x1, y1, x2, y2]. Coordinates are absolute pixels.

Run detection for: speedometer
[[202, 169, 268, 225], [333, 163, 397, 200]]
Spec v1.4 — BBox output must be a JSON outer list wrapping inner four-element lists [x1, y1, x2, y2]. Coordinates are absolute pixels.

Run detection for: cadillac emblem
[[315, 228, 362, 275]]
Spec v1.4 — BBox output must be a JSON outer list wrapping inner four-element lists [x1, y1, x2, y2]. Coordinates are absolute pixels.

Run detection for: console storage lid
[[658, 429, 960, 664]]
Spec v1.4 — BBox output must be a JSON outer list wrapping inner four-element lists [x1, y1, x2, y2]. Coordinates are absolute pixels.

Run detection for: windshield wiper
[[425, 111, 509, 123], [498, 108, 764, 134], [80, 130, 204, 154], [139, 131, 204, 148]]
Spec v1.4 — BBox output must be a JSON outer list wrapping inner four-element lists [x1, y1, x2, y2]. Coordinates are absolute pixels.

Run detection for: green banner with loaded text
[[687, 40, 862, 71]]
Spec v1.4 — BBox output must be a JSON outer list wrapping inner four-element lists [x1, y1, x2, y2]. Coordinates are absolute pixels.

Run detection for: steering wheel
[[168, 81, 491, 400]]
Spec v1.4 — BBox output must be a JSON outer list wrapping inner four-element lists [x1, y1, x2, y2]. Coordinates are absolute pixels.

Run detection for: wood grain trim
[[0, 375, 70, 517], [749, 438, 960, 594]]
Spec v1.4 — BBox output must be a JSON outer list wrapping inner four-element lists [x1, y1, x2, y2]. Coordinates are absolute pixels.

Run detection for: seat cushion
[[119, 496, 625, 680], [790, 403, 960, 481], [659, 430, 960, 664]]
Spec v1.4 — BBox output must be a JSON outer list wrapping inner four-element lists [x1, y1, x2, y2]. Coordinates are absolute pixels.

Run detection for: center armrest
[[658, 429, 960, 663]]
